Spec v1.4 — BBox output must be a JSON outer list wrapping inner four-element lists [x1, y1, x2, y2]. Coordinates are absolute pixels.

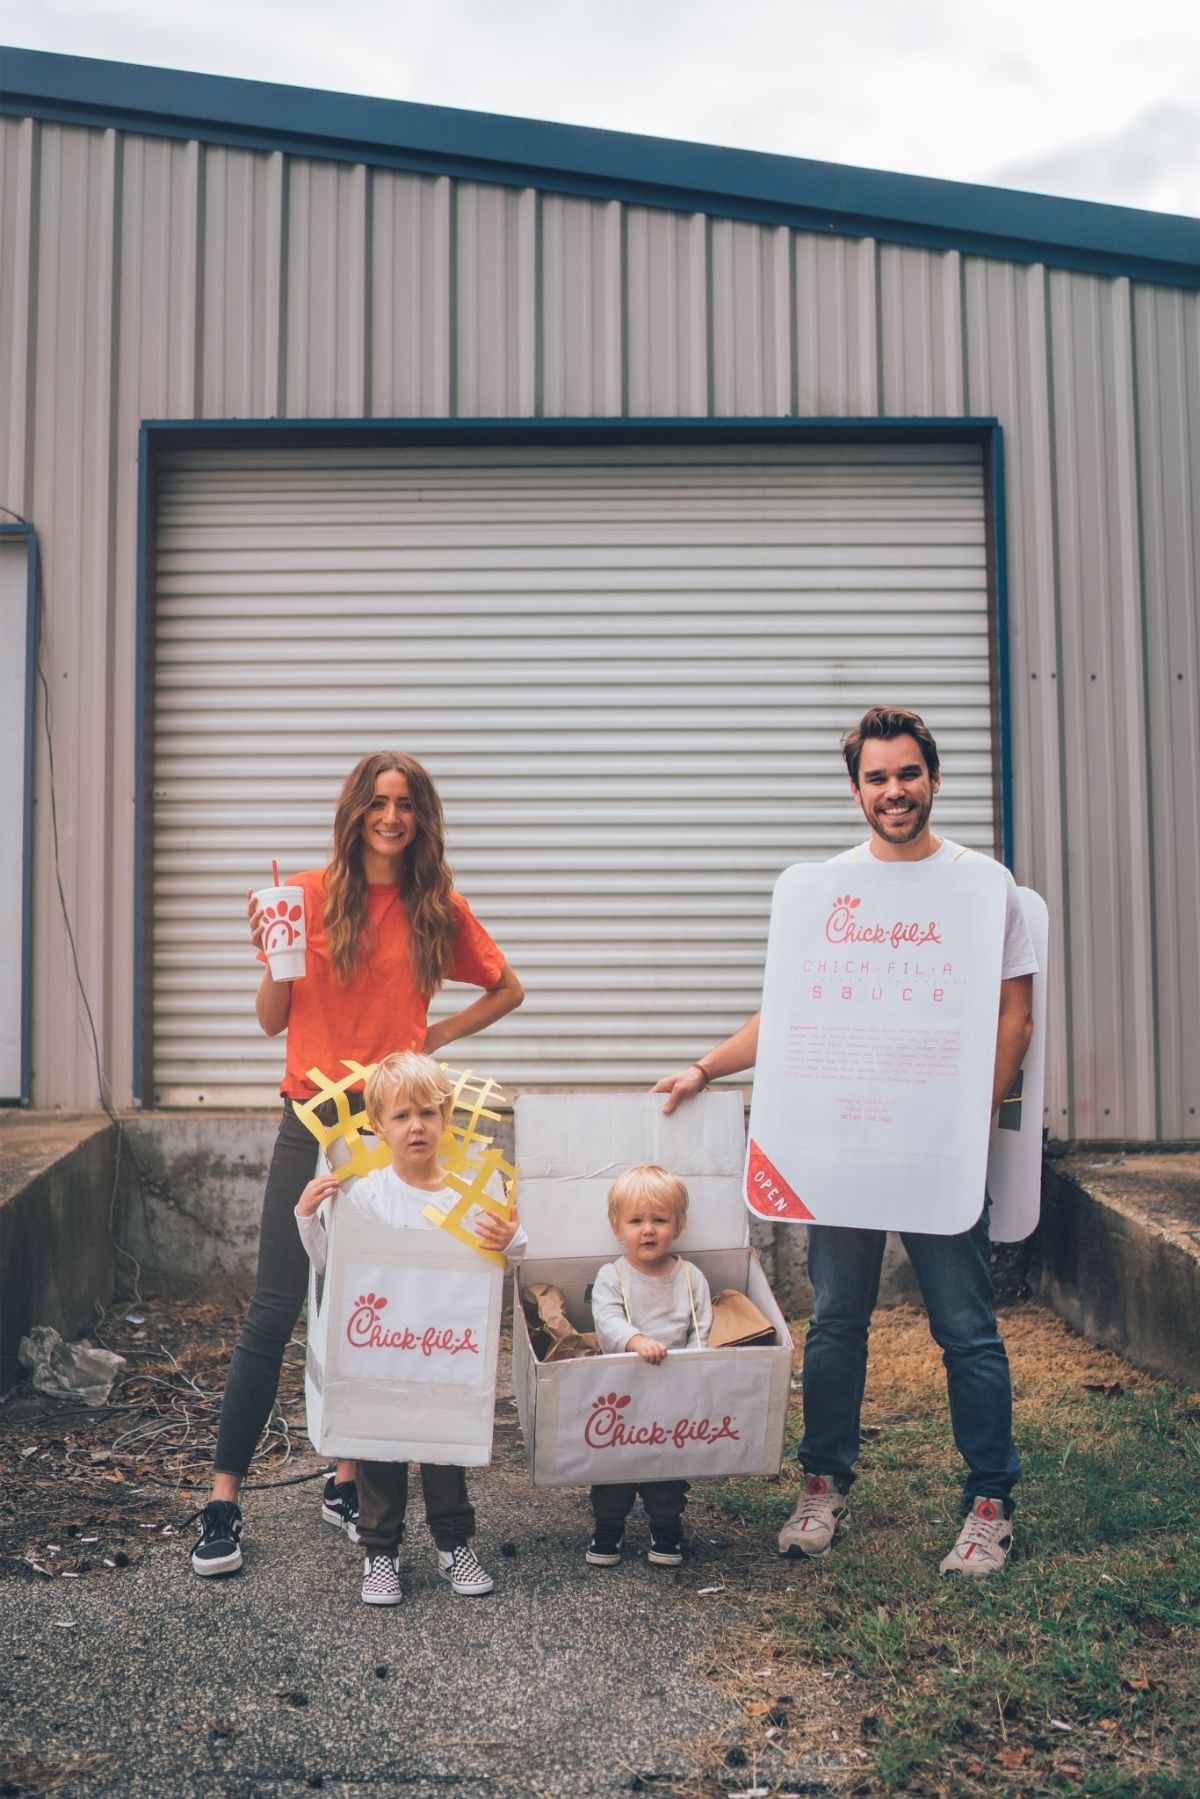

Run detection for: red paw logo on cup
[[262, 898, 303, 951]]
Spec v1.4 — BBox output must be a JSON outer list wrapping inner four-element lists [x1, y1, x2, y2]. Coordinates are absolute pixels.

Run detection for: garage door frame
[[133, 414, 1009, 1104]]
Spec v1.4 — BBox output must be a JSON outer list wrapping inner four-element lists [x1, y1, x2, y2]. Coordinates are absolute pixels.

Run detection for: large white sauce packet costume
[[746, 856, 1016, 1235]]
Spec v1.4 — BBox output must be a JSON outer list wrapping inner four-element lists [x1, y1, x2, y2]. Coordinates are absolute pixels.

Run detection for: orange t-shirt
[[269, 868, 506, 1099]]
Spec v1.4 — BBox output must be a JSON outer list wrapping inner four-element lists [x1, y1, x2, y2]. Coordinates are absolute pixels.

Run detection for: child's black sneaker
[[436, 1544, 495, 1596], [361, 1553, 403, 1605], [321, 1475, 360, 1542], [187, 1500, 243, 1576], [585, 1524, 624, 1567], [647, 1522, 683, 1567]]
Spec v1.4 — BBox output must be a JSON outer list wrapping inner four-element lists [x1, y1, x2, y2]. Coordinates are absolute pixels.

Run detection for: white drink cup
[[255, 884, 307, 982]]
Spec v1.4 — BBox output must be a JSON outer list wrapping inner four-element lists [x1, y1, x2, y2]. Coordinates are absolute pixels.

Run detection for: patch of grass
[[704, 1305, 1200, 1796]]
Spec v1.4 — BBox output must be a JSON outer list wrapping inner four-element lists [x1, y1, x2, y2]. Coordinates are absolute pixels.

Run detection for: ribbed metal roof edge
[[2, 45, 1199, 287]]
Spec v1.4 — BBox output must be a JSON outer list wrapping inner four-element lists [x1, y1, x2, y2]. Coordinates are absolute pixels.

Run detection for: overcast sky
[[3, 0, 1198, 217]]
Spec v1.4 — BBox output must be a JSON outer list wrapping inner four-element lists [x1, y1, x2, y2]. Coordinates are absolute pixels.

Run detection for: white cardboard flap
[[515, 1091, 748, 1257]]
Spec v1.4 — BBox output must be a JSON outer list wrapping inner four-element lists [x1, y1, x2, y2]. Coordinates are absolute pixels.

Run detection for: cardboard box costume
[[512, 1092, 794, 1487]]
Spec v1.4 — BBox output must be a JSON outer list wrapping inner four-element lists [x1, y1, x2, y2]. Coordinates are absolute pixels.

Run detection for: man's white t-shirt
[[830, 838, 1039, 981]]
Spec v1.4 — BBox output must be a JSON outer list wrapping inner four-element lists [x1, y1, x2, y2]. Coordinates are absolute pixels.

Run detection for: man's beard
[[866, 796, 932, 844]]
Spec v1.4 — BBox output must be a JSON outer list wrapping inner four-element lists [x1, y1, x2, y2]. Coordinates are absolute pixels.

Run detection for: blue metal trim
[[133, 429, 151, 1105], [141, 414, 1001, 449], [988, 426, 1015, 869], [5, 48, 1199, 291], [0, 521, 38, 1104]]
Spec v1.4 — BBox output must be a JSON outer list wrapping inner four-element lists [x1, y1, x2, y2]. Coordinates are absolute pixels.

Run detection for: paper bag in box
[[512, 1092, 795, 1486], [305, 1188, 503, 1467]]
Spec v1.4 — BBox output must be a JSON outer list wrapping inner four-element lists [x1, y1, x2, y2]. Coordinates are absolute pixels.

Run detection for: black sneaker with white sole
[[648, 1522, 683, 1567], [321, 1475, 360, 1542], [188, 1500, 243, 1576], [585, 1524, 624, 1567]]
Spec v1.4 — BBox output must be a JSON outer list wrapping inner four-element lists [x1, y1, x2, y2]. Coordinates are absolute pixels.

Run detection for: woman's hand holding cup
[[251, 873, 308, 982], [247, 888, 267, 952]]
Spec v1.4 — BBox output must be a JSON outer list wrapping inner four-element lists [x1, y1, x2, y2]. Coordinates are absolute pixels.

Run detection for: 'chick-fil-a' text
[[583, 1391, 739, 1452], [346, 1292, 479, 1357], [825, 893, 941, 949]]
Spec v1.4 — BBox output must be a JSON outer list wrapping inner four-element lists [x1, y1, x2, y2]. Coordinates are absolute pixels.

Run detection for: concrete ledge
[[117, 1112, 281, 1279], [1034, 1150, 1200, 1387], [0, 1112, 117, 1392]]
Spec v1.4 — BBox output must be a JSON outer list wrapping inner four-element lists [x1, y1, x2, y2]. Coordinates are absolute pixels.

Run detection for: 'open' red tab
[[745, 1140, 814, 1220]]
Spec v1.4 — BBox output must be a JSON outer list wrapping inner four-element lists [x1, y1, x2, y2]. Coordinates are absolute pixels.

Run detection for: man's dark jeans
[[797, 1208, 1020, 1511]]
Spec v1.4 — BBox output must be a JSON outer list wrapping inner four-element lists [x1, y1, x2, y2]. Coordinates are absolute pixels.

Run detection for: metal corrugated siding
[[540, 195, 622, 418], [1133, 283, 1200, 1137], [2, 108, 1196, 1133], [960, 256, 1072, 1128], [1048, 272, 1157, 1137], [151, 441, 992, 1102]]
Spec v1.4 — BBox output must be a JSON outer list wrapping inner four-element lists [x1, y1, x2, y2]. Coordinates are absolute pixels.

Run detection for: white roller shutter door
[[151, 441, 995, 1104]]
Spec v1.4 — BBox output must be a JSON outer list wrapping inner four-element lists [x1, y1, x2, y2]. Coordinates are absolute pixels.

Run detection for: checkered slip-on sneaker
[[436, 1544, 495, 1596], [360, 1554, 403, 1605]]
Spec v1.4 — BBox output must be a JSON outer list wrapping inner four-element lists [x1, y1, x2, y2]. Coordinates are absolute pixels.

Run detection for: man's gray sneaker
[[777, 1474, 848, 1559], [939, 1495, 1013, 1577]]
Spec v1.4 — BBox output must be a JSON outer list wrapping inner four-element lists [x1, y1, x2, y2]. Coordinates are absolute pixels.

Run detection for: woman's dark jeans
[[213, 1096, 362, 1477]]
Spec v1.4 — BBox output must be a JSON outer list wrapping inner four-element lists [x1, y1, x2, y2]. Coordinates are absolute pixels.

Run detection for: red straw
[[271, 859, 280, 888]]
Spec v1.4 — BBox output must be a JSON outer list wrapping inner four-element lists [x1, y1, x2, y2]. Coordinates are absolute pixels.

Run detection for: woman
[[188, 752, 523, 1576]]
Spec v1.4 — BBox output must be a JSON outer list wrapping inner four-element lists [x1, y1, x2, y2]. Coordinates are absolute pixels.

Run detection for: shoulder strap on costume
[[684, 1261, 700, 1339]]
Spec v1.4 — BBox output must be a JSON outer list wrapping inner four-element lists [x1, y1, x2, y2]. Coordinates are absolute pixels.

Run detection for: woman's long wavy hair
[[324, 752, 457, 993]]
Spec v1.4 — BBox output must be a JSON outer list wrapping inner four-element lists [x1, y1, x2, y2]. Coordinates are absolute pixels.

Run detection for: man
[[654, 705, 1036, 1577]]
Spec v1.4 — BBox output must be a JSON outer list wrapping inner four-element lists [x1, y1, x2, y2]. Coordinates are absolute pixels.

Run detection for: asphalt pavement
[[1, 1392, 752, 1798]]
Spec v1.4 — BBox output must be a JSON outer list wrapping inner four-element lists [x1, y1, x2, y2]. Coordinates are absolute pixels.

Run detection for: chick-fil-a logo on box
[[583, 1390, 740, 1454], [346, 1291, 480, 1359], [825, 893, 942, 949]]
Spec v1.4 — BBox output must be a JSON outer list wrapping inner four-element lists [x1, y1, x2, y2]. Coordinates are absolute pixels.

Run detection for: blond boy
[[295, 1051, 525, 1605]]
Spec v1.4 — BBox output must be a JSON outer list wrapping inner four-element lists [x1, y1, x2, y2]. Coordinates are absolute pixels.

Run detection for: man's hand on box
[[296, 1172, 341, 1218], [473, 1207, 520, 1253], [629, 1333, 668, 1364]]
